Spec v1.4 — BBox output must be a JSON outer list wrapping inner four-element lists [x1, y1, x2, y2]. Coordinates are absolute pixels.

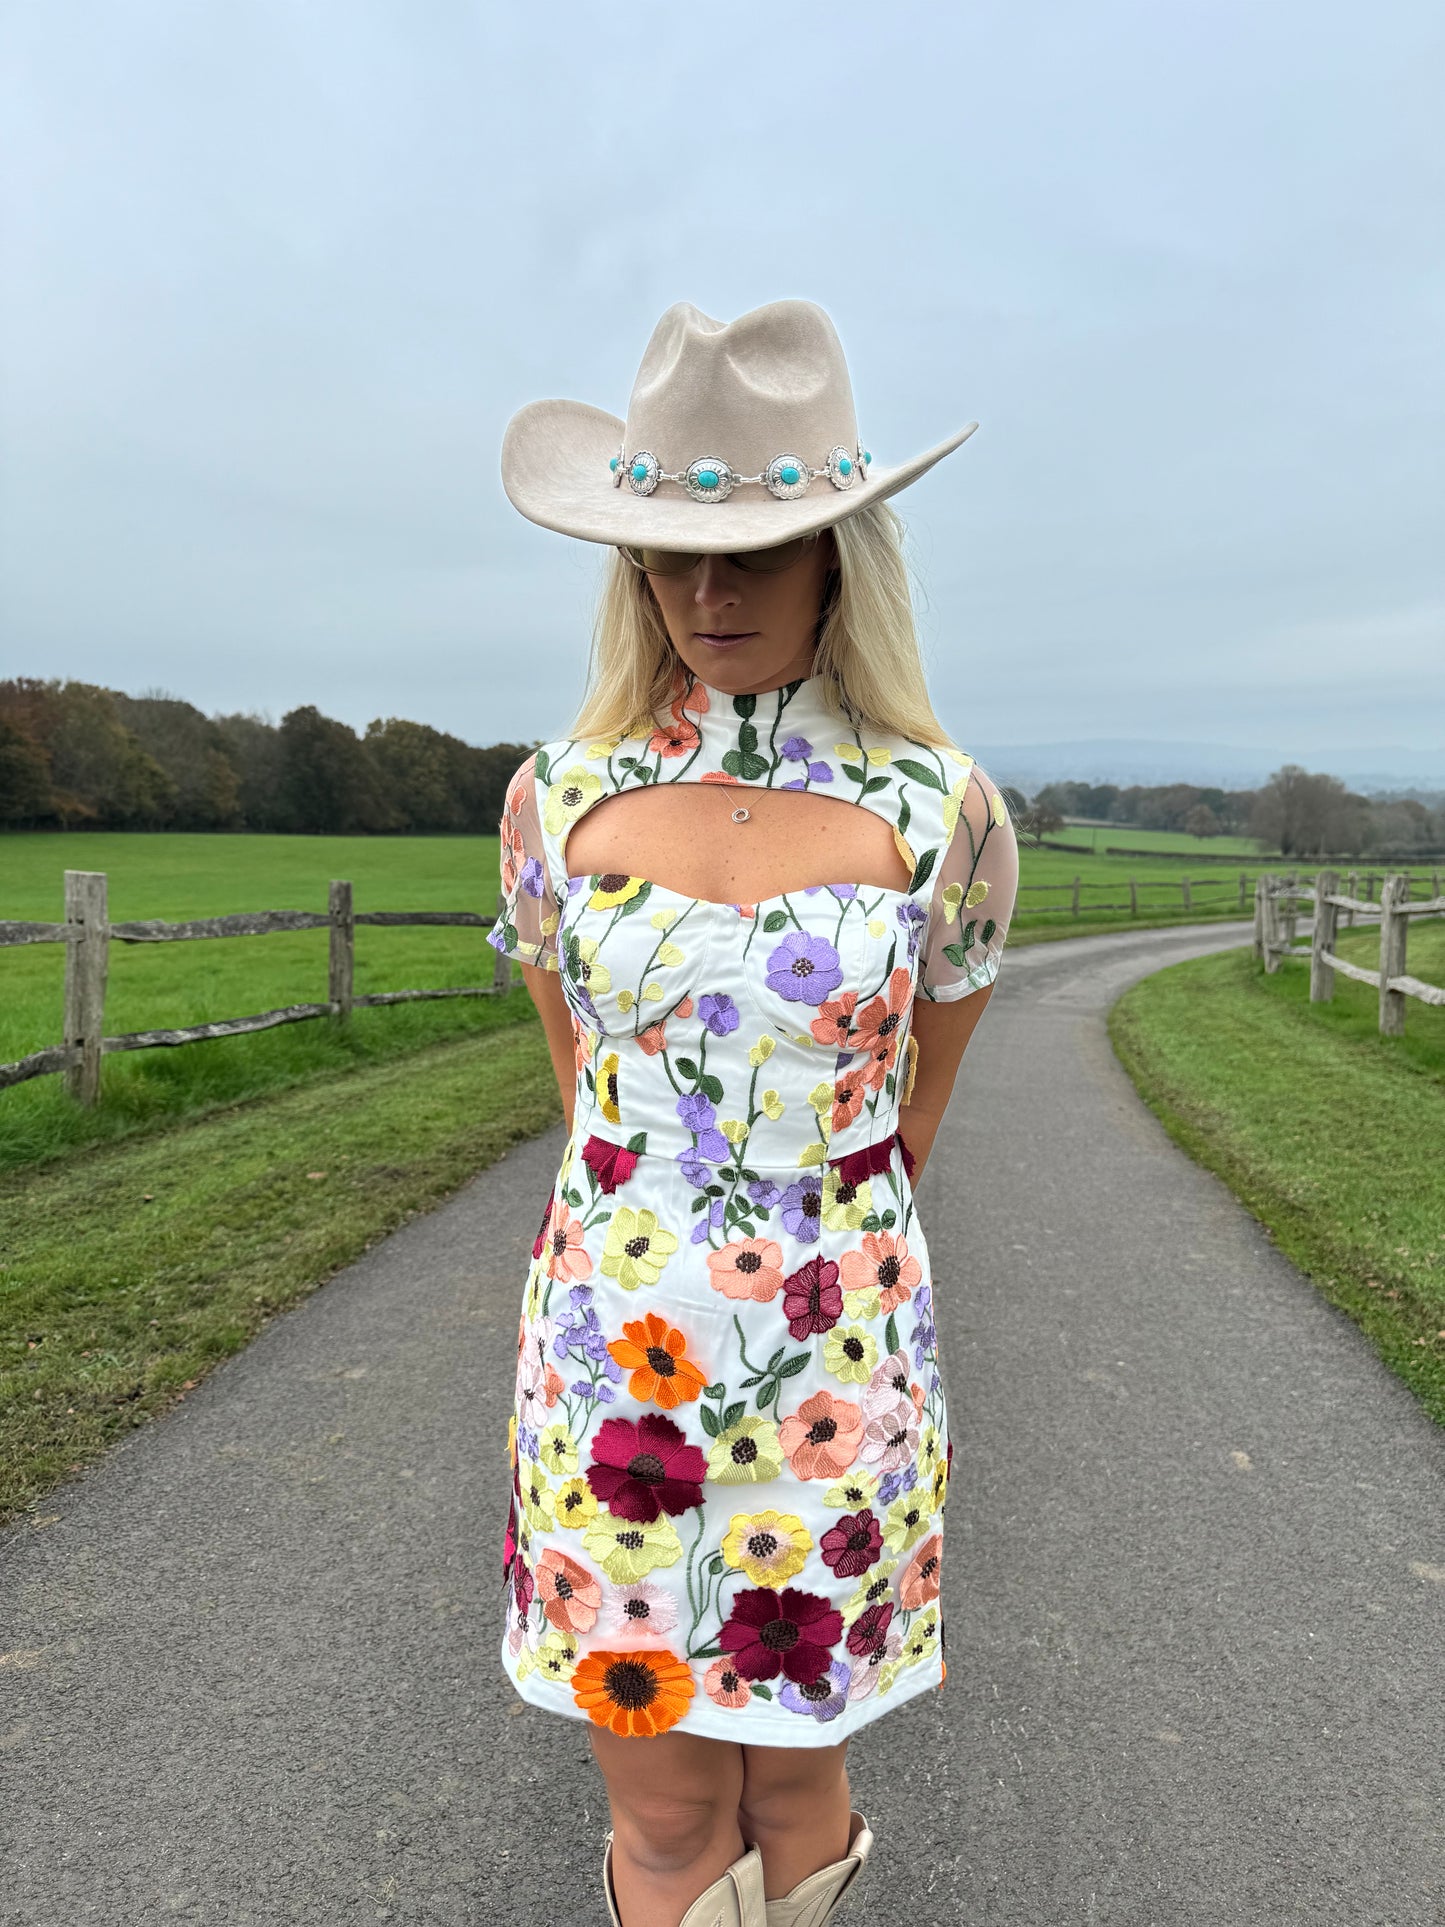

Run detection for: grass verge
[[0, 1011, 560, 1528], [1107, 943, 1445, 1425]]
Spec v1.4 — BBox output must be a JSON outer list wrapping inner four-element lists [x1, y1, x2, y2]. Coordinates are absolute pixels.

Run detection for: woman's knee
[[592, 1732, 745, 1873], [738, 1740, 848, 1833]]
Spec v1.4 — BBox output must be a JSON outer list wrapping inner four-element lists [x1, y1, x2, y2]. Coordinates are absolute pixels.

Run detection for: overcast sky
[[2, 0, 1441, 774]]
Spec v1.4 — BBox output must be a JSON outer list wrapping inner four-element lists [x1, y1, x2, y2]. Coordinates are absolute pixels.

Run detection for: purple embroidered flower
[[778, 1175, 823, 1244], [698, 993, 741, 1037], [676, 1092, 730, 1161], [765, 931, 843, 1004], [781, 734, 813, 762], [553, 1287, 623, 1386], [910, 1285, 937, 1370], [690, 1197, 726, 1243], [519, 855, 546, 900], [897, 899, 928, 958], [677, 1149, 713, 1188], [748, 1177, 782, 1210], [877, 1467, 909, 1507], [516, 1424, 539, 1462], [780, 1658, 851, 1722]]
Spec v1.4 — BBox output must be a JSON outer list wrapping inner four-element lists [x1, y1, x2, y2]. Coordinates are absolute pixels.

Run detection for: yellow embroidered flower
[[650, 906, 678, 930], [965, 878, 990, 908], [640, 981, 664, 1002], [582, 1511, 683, 1582], [842, 1285, 881, 1321], [825, 1469, 881, 1511], [539, 1424, 578, 1477], [901, 1606, 940, 1668], [821, 1167, 873, 1230], [573, 936, 611, 996], [808, 1082, 834, 1117], [520, 1465, 556, 1532], [748, 1034, 776, 1066], [841, 1558, 897, 1626], [536, 1627, 580, 1682], [883, 1490, 930, 1554], [760, 1088, 784, 1120], [543, 765, 603, 835], [553, 1476, 597, 1531], [876, 1658, 904, 1696], [719, 1117, 750, 1145], [655, 941, 685, 967], [599, 1051, 622, 1125], [991, 788, 1008, 826], [722, 1510, 812, 1587], [824, 1325, 879, 1384], [835, 742, 864, 762], [588, 875, 644, 910], [918, 1425, 943, 1476], [941, 880, 964, 926], [706, 1416, 785, 1485], [514, 1637, 539, 1683], [941, 767, 974, 836], [798, 1142, 827, 1167], [865, 745, 892, 766], [617, 989, 635, 1011], [867, 918, 886, 938], [601, 1206, 679, 1291], [585, 737, 624, 758], [929, 1457, 948, 1516], [506, 1413, 517, 1471]]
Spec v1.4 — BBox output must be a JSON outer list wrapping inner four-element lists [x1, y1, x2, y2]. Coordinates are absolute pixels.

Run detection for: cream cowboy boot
[[602, 1832, 768, 1927], [761, 1811, 873, 1927]]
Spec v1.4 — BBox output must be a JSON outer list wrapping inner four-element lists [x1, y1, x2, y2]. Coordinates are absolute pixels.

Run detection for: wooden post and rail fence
[[1253, 870, 1445, 1037], [0, 871, 514, 1109], [1017, 866, 1442, 921]]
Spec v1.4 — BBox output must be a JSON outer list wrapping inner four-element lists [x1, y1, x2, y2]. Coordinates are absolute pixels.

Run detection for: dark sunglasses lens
[[621, 532, 820, 575], [622, 545, 703, 575], [733, 535, 818, 572]]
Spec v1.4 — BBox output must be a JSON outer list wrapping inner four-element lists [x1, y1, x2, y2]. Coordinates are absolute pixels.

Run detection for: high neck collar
[[663, 660, 853, 733]]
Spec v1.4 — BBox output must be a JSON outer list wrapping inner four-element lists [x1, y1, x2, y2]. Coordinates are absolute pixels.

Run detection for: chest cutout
[[560, 782, 917, 907]]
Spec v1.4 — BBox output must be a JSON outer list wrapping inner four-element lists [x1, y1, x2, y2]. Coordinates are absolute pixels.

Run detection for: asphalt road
[[3, 919, 1443, 1927]]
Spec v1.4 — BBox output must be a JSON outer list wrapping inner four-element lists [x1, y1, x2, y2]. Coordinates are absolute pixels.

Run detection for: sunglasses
[[618, 531, 822, 576]]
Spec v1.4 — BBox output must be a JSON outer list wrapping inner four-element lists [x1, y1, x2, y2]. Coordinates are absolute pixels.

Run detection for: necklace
[[729, 801, 751, 823]]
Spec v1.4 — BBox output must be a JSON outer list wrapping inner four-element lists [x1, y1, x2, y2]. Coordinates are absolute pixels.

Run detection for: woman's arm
[[896, 983, 996, 1180], [520, 962, 579, 1134]]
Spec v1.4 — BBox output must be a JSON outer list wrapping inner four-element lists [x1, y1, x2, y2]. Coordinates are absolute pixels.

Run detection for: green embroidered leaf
[[564, 1188, 583, 1209], [534, 748, 552, 785], [700, 1073, 724, 1104], [733, 693, 756, 718], [699, 1404, 721, 1438], [893, 757, 945, 791], [885, 1313, 900, 1357], [626, 1131, 647, 1154], [860, 1212, 881, 1233], [880, 1208, 896, 1228], [703, 1382, 726, 1399], [962, 918, 977, 951], [897, 795, 911, 838], [982, 917, 996, 944], [738, 1372, 764, 1390], [862, 776, 889, 795], [841, 762, 868, 785], [707, 1553, 728, 1577], [722, 1401, 746, 1430], [777, 1354, 810, 1380], [942, 943, 968, 967], [908, 846, 937, 891], [762, 909, 789, 933], [617, 756, 639, 771], [750, 1682, 773, 1701], [705, 1183, 725, 1199], [675, 1056, 700, 1080], [766, 1347, 786, 1371], [691, 1194, 711, 1214], [737, 721, 758, 754], [722, 747, 770, 779]]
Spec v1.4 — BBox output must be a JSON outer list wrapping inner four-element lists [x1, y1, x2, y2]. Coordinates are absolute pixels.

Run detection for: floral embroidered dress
[[488, 663, 1019, 1745]]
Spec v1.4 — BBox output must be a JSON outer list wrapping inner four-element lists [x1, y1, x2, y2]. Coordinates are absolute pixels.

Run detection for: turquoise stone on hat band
[[616, 442, 870, 501]]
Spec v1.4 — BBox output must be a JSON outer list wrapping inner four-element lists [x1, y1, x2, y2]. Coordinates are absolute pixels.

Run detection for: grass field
[[1109, 921, 1445, 1425]]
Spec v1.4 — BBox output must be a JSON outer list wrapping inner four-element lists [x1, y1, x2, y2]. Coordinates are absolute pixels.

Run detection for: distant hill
[[969, 738, 1445, 797]]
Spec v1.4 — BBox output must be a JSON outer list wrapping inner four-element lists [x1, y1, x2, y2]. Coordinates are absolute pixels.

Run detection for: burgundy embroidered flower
[[827, 1132, 898, 1185], [820, 1507, 883, 1578], [897, 1126, 916, 1181], [781, 1254, 843, 1341], [512, 1550, 534, 1621], [532, 1194, 554, 1261], [582, 1135, 640, 1194], [502, 1495, 519, 1582], [719, 1586, 844, 1685], [845, 1599, 895, 1660], [586, 1412, 707, 1523]]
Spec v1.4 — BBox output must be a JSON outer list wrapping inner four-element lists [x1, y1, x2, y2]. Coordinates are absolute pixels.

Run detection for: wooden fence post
[[1252, 875, 1266, 963], [1283, 869, 1298, 947], [1345, 871, 1357, 928], [1239, 871, 1247, 910], [492, 891, 514, 989], [1264, 874, 1284, 973], [329, 879, 353, 1023], [63, 870, 109, 1107], [1378, 873, 1408, 1037], [1181, 875, 1192, 913], [1071, 875, 1080, 917], [1310, 869, 1339, 1002], [1129, 878, 1138, 917]]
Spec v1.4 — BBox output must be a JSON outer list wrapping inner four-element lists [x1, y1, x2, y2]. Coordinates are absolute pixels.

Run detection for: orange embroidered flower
[[649, 714, 702, 758], [636, 1021, 668, 1056], [704, 1657, 751, 1708], [849, 967, 913, 1090], [572, 1647, 695, 1737], [810, 989, 859, 1049], [675, 996, 695, 1018], [544, 1200, 593, 1284], [830, 1068, 869, 1135], [707, 1236, 786, 1303], [840, 1231, 922, 1313], [607, 1313, 708, 1410], [778, 1389, 864, 1480], [898, 1533, 942, 1610], [536, 1548, 602, 1633]]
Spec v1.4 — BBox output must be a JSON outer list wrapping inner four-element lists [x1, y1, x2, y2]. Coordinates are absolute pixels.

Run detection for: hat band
[[609, 442, 872, 504]]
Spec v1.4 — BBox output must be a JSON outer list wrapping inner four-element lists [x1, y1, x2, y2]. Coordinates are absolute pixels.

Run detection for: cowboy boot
[[602, 1832, 768, 1927], [761, 1811, 873, 1927]]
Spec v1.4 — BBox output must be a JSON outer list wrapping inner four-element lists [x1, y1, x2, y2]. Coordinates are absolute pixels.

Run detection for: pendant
[[731, 805, 750, 823]]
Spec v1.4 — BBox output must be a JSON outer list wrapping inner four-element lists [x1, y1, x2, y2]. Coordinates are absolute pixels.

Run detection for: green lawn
[[1108, 923, 1445, 1424]]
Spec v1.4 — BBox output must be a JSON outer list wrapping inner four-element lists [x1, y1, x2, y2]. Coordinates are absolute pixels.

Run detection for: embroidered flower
[[706, 1415, 785, 1485], [586, 1413, 707, 1522], [819, 1508, 884, 1579], [581, 1511, 684, 1583], [572, 1648, 695, 1737], [840, 1233, 921, 1315], [542, 765, 604, 835], [704, 1658, 752, 1709], [599, 1580, 679, 1637], [607, 1313, 707, 1410], [722, 1510, 813, 1587], [778, 1390, 864, 1481], [777, 1174, 823, 1244], [600, 1205, 679, 1291], [780, 1659, 851, 1722], [898, 1532, 942, 1609], [823, 1325, 878, 1385], [781, 1253, 843, 1341], [582, 1134, 640, 1194], [765, 931, 844, 1005], [535, 1548, 602, 1635], [707, 1236, 786, 1303], [719, 1586, 843, 1686]]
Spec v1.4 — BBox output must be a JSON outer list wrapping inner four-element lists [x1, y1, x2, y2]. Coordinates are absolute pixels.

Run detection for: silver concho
[[610, 448, 624, 487], [684, 457, 736, 503], [764, 454, 812, 501], [626, 450, 661, 497], [825, 444, 858, 491]]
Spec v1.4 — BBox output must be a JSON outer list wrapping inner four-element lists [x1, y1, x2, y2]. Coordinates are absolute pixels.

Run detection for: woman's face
[[641, 528, 838, 695]]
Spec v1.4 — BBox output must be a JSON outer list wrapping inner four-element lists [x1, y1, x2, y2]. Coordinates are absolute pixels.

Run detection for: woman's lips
[[695, 631, 757, 647]]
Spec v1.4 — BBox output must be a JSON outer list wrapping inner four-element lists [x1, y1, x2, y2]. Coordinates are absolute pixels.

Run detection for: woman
[[490, 300, 1019, 1927]]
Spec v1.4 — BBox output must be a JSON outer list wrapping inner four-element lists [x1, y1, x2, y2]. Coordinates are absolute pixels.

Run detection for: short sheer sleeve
[[915, 761, 1019, 1000], [487, 751, 562, 971]]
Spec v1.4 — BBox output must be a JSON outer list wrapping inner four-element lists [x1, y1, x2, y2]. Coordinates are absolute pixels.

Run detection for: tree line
[[0, 678, 535, 835], [1, 677, 1440, 856]]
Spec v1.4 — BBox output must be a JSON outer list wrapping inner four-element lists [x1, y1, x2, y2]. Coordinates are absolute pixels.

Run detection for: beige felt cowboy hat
[[499, 297, 978, 553]]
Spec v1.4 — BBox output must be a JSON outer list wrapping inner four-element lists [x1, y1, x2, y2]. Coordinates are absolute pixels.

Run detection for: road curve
[[3, 920, 1442, 1926]]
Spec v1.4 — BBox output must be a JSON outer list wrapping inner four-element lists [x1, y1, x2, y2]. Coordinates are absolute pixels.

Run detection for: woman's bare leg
[[738, 1738, 852, 1899], [590, 1727, 747, 1927]]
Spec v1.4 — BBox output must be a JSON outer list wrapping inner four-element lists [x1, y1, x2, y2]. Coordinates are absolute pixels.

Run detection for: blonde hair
[[564, 500, 962, 752]]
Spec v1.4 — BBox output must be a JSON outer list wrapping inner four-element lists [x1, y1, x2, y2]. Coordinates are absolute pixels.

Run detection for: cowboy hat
[[499, 297, 978, 553]]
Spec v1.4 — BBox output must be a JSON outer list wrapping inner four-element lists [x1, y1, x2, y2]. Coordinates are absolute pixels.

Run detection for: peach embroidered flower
[[840, 1231, 922, 1314], [898, 1533, 942, 1610], [536, 1548, 602, 1635], [779, 1389, 864, 1480], [543, 1200, 593, 1285], [707, 1236, 786, 1303]]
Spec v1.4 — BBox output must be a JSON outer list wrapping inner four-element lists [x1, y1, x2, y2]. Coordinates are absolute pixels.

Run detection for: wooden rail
[[1, 871, 516, 1106], [1014, 866, 1440, 922], [1253, 870, 1445, 1036]]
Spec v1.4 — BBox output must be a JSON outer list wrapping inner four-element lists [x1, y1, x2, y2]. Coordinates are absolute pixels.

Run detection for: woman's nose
[[693, 556, 742, 609]]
